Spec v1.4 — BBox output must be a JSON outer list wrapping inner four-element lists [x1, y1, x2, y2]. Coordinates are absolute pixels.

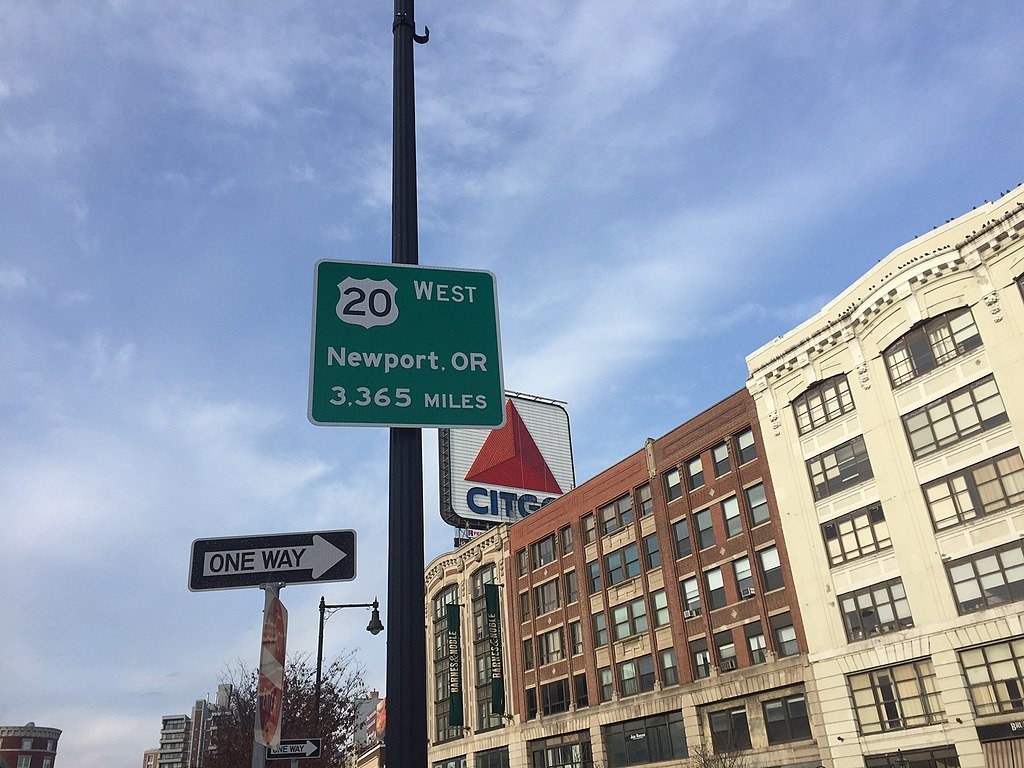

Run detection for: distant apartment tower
[[142, 748, 160, 768], [151, 684, 233, 768], [158, 715, 191, 768], [747, 185, 1024, 768], [0, 724, 60, 768]]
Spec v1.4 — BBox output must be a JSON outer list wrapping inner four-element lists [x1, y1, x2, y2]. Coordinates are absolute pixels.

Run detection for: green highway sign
[[309, 260, 505, 428]]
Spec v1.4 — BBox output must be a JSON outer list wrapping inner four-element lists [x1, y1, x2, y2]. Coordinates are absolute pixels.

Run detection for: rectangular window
[[771, 612, 798, 657], [763, 694, 811, 744], [651, 589, 669, 627], [592, 612, 608, 647], [673, 518, 693, 559], [616, 655, 655, 697], [708, 706, 751, 751], [18, 758, 31, 768], [517, 550, 528, 577], [745, 620, 766, 664], [746, 483, 770, 527], [682, 577, 701, 615], [734, 557, 753, 596], [569, 620, 583, 656], [923, 449, 1024, 530], [587, 560, 603, 594], [475, 749, 510, 768], [611, 597, 649, 641], [22, 740, 32, 751], [737, 428, 757, 464], [849, 659, 944, 733], [864, 747, 961, 768], [573, 672, 589, 709], [643, 533, 661, 570], [840, 577, 914, 641], [758, 546, 783, 591], [531, 535, 557, 570], [807, 435, 874, 500], [722, 496, 742, 538], [606, 544, 641, 586], [713, 442, 731, 476], [793, 375, 855, 434], [714, 628, 737, 670], [534, 578, 561, 616], [705, 567, 726, 610], [636, 483, 653, 516], [903, 375, 1008, 459], [686, 457, 705, 490], [599, 667, 613, 702], [602, 711, 688, 767], [540, 678, 570, 716], [690, 638, 710, 679], [822, 504, 891, 566], [528, 733, 593, 768], [582, 514, 596, 545], [660, 649, 679, 686], [600, 494, 634, 535], [947, 539, 1024, 614], [695, 509, 715, 549], [525, 687, 538, 720], [523, 638, 534, 670], [560, 525, 574, 555], [884, 307, 982, 387], [959, 637, 1024, 716], [564, 570, 579, 604], [519, 591, 531, 622], [538, 627, 565, 666], [665, 468, 683, 502]]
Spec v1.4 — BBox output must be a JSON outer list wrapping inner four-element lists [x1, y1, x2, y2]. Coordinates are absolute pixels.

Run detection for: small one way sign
[[188, 530, 356, 591], [266, 739, 322, 761]]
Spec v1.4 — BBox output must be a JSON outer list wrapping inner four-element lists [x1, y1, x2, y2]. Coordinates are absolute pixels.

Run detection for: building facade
[[746, 186, 1024, 768], [158, 714, 191, 768], [0, 724, 60, 768]]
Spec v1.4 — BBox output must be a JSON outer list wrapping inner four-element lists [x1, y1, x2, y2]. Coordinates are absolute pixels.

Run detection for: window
[[471, 566, 503, 733], [42, 760, 52, 768], [686, 457, 705, 490], [651, 589, 669, 627], [599, 667, 613, 702], [672, 518, 692, 559], [681, 577, 701, 615], [959, 637, 1024, 715], [22, 740, 32, 751], [923, 449, 1024, 530], [587, 560, 602, 594], [534, 579, 561, 616], [643, 534, 660, 570], [569, 621, 583, 655], [947, 539, 1024, 614], [691, 638, 710, 679], [714, 629, 736, 670], [758, 546, 783, 591], [611, 598, 648, 640], [763, 694, 811, 744], [849, 659, 944, 733], [771, 612, 798, 657], [745, 621, 766, 664], [18, 758, 30, 768], [822, 504, 891, 566], [564, 570, 579, 604], [532, 535, 557, 569], [517, 550, 528, 577], [713, 442, 731, 476], [883, 307, 982, 387], [722, 496, 742, 538], [636, 483, 653, 516], [525, 687, 538, 719], [560, 525, 574, 555], [433, 758, 467, 768], [432, 585, 461, 743], [606, 544, 641, 586], [808, 436, 874, 500], [475, 748, 510, 768], [617, 655, 655, 697], [573, 672, 589, 708], [603, 711, 688, 767], [538, 627, 565, 665], [665, 468, 683, 502], [519, 591, 531, 622], [523, 638, 534, 670], [733, 557, 753, 596], [661, 649, 679, 686], [705, 568, 726, 610], [708, 706, 751, 751], [593, 612, 608, 647], [540, 678, 570, 716], [529, 733, 593, 768], [582, 514, 596, 545], [737, 428, 757, 464], [695, 509, 715, 549], [904, 375, 1008, 459], [864, 747, 961, 768], [840, 578, 914, 641], [600, 494, 634, 535], [793, 375, 855, 434], [746, 483, 770, 527]]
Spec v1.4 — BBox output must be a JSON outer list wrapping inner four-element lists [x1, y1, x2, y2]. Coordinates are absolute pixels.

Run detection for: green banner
[[446, 604, 464, 727], [484, 584, 505, 715]]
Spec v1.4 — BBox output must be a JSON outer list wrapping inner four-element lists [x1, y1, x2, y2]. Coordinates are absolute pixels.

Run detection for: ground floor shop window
[[708, 706, 751, 751], [603, 710, 687, 767], [433, 757, 467, 768], [529, 732, 593, 768], [864, 746, 959, 768], [475, 747, 509, 768]]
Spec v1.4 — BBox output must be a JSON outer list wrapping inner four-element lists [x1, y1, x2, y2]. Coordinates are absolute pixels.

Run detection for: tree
[[206, 652, 367, 768], [689, 741, 750, 768]]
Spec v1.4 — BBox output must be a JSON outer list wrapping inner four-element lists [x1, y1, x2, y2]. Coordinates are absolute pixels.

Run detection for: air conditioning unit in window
[[741, 587, 756, 599], [719, 659, 737, 671], [683, 609, 701, 619]]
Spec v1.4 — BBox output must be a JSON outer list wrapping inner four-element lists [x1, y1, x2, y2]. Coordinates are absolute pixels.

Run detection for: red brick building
[[0, 724, 60, 768]]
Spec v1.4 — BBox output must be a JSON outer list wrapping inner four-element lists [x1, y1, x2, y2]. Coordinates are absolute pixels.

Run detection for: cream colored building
[[747, 187, 1024, 768]]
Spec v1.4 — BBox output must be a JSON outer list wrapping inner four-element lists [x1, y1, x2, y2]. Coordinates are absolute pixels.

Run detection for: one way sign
[[188, 530, 356, 591], [266, 739, 322, 760]]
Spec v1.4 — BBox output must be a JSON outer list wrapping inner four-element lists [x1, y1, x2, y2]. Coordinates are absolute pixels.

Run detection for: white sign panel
[[441, 394, 575, 526]]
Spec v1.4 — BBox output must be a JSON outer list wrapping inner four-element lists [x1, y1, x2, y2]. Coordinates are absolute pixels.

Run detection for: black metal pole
[[388, 0, 427, 766], [315, 596, 326, 730]]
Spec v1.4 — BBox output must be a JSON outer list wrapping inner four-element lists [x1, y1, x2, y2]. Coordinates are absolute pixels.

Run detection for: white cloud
[[0, 265, 28, 292]]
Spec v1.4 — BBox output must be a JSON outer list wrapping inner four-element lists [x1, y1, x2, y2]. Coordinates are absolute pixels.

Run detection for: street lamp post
[[314, 596, 384, 730]]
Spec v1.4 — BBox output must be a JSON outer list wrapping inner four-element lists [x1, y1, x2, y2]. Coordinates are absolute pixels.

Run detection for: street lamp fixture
[[315, 596, 384, 729]]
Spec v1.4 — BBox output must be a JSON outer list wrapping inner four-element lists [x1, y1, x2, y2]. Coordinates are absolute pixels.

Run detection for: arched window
[[791, 375, 855, 435], [883, 307, 981, 387]]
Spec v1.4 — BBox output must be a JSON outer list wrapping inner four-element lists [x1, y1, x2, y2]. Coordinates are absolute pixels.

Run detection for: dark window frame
[[792, 375, 856, 435], [763, 694, 811, 745], [848, 659, 944, 734], [599, 494, 635, 536], [737, 428, 757, 464], [902, 374, 1008, 460], [821, 503, 891, 567], [883, 307, 982, 388], [708, 706, 751, 751], [922, 449, 1024, 531], [959, 636, 1024, 716], [839, 577, 914, 641], [807, 435, 874, 500], [946, 539, 1024, 615]]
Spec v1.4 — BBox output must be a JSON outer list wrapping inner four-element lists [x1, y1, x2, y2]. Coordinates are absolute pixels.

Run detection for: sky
[[2, 1, 1024, 765]]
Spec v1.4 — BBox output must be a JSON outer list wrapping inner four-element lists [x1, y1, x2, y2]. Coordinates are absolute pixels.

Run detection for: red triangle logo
[[465, 400, 563, 494]]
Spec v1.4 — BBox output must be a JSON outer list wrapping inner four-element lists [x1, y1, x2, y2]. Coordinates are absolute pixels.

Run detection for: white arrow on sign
[[203, 535, 346, 580], [269, 741, 318, 757]]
